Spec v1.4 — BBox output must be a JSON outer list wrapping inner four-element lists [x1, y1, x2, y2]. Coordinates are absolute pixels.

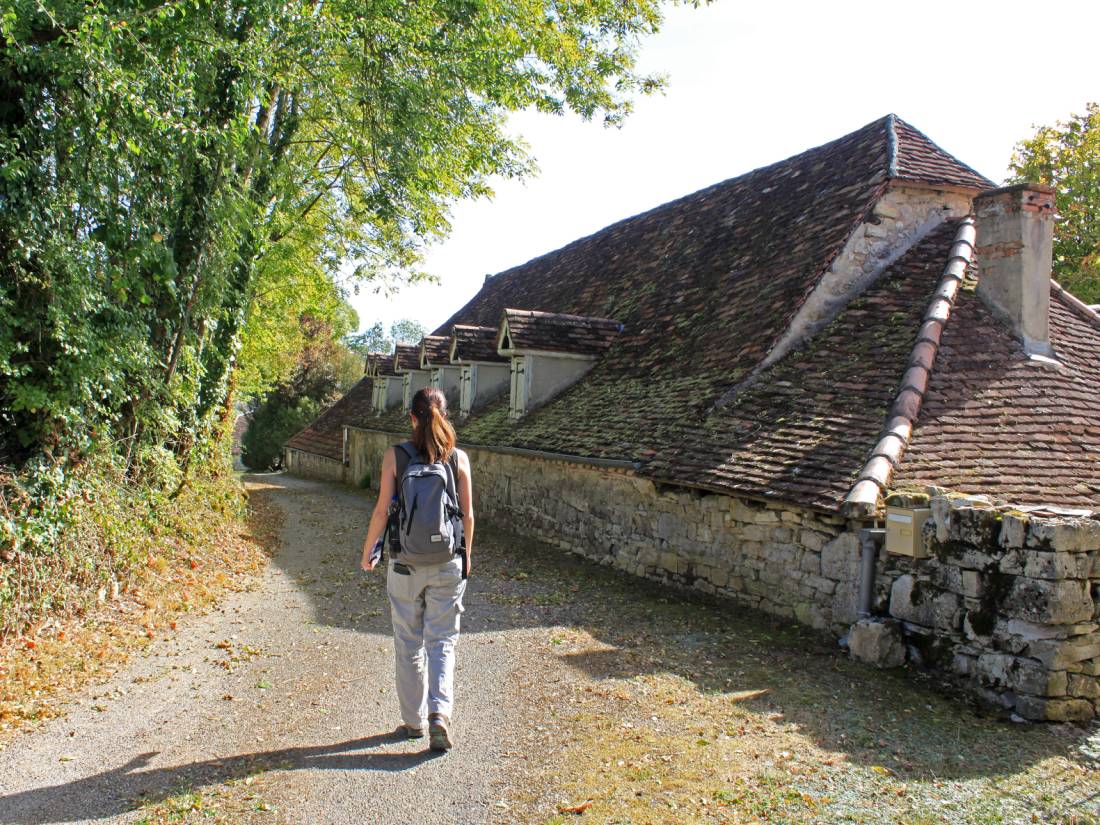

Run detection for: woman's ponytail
[[411, 386, 456, 463]]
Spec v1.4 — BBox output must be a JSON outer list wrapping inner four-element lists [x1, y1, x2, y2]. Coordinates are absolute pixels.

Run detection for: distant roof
[[450, 325, 506, 364], [500, 309, 622, 356], [284, 378, 374, 461]]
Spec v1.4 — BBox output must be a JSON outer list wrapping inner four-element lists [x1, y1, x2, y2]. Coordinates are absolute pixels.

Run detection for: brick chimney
[[973, 184, 1057, 356]]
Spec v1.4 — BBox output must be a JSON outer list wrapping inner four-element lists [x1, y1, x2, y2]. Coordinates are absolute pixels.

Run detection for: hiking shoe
[[400, 724, 424, 739], [428, 713, 453, 752]]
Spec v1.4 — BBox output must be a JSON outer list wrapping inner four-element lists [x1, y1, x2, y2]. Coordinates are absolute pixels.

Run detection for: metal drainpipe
[[857, 528, 886, 618]]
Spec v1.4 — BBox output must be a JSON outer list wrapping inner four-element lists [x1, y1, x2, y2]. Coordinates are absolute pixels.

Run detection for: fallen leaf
[[558, 800, 593, 815]]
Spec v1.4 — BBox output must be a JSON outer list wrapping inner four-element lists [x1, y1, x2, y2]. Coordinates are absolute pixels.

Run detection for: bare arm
[[360, 447, 397, 571], [456, 450, 474, 575]]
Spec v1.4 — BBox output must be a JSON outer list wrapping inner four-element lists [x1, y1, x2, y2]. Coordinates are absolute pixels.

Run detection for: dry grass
[[480, 529, 1100, 825], [130, 774, 276, 824], [0, 479, 280, 746]]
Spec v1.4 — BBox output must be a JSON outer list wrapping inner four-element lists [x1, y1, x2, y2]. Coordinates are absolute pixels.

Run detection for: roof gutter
[[841, 216, 977, 519]]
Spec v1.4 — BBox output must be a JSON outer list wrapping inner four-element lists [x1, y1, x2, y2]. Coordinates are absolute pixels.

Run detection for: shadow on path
[[251, 472, 1100, 793], [0, 729, 443, 824]]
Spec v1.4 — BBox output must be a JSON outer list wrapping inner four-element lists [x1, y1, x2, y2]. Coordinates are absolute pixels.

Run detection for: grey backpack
[[393, 441, 463, 566]]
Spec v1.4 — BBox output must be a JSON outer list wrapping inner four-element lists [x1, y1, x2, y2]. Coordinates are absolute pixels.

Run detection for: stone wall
[[346, 427, 861, 633], [343, 427, 1100, 721], [283, 448, 347, 483], [875, 493, 1100, 721]]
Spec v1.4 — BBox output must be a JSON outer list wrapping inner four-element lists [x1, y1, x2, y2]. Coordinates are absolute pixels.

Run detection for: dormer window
[[419, 335, 462, 407], [370, 353, 403, 414], [393, 343, 429, 411], [495, 309, 622, 419], [449, 325, 510, 417]]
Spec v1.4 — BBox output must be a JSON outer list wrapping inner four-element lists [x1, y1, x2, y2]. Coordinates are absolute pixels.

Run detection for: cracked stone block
[[1007, 578, 1093, 625], [821, 532, 860, 581], [1068, 674, 1100, 699], [889, 574, 935, 626], [848, 619, 906, 668], [1026, 638, 1100, 670]]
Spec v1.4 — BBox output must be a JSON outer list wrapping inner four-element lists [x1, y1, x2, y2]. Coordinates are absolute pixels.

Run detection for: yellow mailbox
[[885, 506, 931, 558]]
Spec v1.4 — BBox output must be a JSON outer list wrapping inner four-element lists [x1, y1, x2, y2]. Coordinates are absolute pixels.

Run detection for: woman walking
[[360, 387, 473, 752]]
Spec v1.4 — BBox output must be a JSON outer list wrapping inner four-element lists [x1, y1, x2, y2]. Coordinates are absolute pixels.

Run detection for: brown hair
[[410, 386, 456, 464]]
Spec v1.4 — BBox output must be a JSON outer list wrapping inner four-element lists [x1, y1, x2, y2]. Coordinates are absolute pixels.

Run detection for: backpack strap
[[393, 441, 416, 479], [393, 441, 416, 507], [445, 450, 463, 519]]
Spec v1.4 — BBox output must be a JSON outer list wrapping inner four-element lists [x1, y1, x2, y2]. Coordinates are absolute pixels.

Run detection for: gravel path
[[0, 473, 539, 825]]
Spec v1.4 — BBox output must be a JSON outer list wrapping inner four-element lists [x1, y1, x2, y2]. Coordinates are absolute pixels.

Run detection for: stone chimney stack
[[973, 183, 1057, 356]]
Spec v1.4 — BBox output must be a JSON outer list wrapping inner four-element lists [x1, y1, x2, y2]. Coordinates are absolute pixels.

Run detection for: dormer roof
[[497, 309, 622, 357], [364, 352, 391, 378], [393, 343, 421, 373], [450, 325, 507, 364], [419, 335, 452, 369]]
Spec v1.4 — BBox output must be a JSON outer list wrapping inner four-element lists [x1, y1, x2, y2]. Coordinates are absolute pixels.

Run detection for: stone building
[[285, 115, 1100, 720]]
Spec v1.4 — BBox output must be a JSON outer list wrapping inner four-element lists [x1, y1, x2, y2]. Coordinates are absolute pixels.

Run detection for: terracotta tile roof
[[419, 335, 451, 368], [889, 115, 993, 190], [336, 117, 1057, 511], [393, 344, 420, 373], [376, 355, 398, 377], [639, 222, 971, 509], [435, 116, 905, 384], [501, 309, 622, 356], [891, 281, 1100, 508], [450, 325, 506, 363], [364, 352, 390, 377], [284, 377, 375, 461]]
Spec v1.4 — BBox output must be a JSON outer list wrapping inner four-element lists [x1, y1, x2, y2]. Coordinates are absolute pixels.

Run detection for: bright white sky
[[347, 0, 1100, 336]]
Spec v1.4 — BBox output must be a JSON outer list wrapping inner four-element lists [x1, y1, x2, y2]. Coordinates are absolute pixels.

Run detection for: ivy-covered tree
[[1010, 103, 1100, 304]]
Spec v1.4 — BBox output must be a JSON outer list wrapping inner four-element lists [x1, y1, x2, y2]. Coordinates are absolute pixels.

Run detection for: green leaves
[[1010, 102, 1100, 304], [1, 0, 671, 473]]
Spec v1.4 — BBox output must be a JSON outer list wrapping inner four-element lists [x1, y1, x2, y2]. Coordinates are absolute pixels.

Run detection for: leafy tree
[[1, 0, 673, 476], [390, 319, 427, 346], [346, 322, 390, 356], [241, 315, 360, 471], [1010, 103, 1100, 303], [347, 319, 427, 356]]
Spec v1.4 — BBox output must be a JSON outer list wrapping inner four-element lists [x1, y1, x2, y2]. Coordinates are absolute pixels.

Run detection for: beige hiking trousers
[[385, 555, 466, 727]]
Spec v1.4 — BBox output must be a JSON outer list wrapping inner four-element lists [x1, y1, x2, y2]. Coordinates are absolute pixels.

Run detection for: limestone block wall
[[879, 493, 1100, 721], [345, 427, 859, 632], [284, 448, 347, 483]]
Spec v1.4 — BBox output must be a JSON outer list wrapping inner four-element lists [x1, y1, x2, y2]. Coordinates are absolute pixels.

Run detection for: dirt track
[[0, 473, 534, 825]]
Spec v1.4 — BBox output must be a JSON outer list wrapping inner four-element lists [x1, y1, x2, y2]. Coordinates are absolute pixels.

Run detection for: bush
[[0, 449, 246, 642]]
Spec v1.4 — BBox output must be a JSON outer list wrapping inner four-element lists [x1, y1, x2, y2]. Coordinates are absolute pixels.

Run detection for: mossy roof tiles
[[501, 309, 622, 356], [450, 325, 506, 363], [393, 344, 421, 372], [892, 283, 1100, 508], [320, 117, 1100, 511], [419, 335, 451, 368]]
